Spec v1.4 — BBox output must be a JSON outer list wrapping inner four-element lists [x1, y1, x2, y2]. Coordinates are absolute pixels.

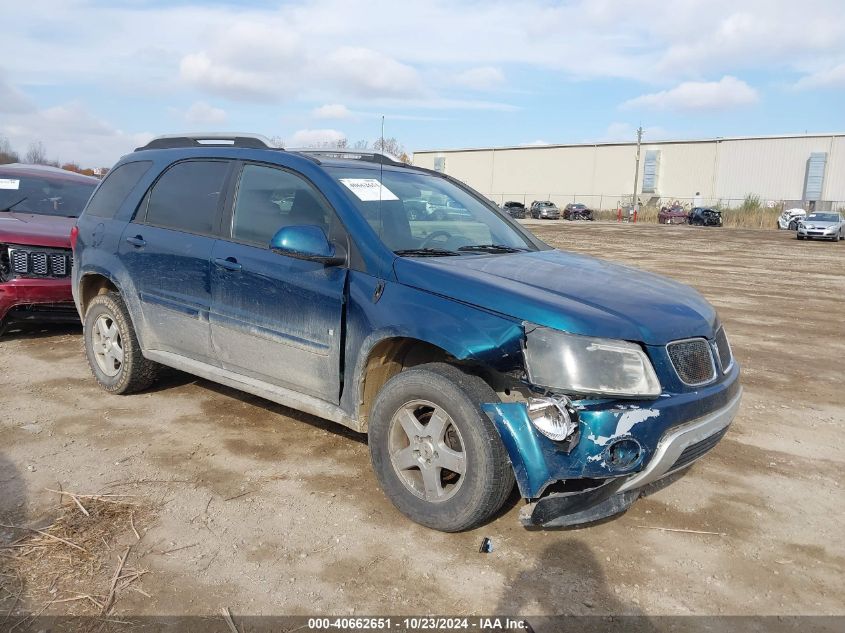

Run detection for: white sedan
[[797, 212, 844, 241]]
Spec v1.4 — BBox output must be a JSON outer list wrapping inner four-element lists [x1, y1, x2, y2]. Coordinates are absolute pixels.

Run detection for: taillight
[[70, 225, 79, 250]]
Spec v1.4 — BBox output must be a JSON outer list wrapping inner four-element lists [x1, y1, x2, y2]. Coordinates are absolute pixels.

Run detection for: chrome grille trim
[[666, 337, 717, 386], [713, 327, 733, 373], [6, 246, 73, 278]]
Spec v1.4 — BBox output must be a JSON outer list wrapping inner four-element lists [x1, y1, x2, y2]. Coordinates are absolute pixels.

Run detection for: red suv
[[0, 163, 98, 336]]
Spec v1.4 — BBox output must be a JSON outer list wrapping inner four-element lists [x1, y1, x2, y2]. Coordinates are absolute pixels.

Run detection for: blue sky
[[2, 0, 844, 166]]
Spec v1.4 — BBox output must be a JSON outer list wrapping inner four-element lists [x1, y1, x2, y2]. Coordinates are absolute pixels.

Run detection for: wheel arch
[[78, 271, 120, 316], [356, 336, 454, 432]]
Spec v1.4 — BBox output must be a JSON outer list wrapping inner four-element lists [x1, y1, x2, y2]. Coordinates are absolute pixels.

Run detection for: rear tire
[[83, 292, 158, 394], [368, 362, 514, 532]]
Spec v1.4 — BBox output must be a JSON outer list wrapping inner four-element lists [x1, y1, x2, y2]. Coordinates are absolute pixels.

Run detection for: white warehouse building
[[412, 133, 845, 211]]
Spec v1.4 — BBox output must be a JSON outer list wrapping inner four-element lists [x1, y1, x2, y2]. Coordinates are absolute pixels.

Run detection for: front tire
[[83, 292, 158, 394], [368, 363, 514, 532]]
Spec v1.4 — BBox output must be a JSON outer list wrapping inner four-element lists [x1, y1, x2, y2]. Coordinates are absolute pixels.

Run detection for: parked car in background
[[72, 134, 740, 532], [562, 203, 594, 221], [778, 208, 806, 230], [0, 163, 98, 336], [502, 201, 526, 219], [530, 200, 560, 220], [796, 212, 844, 241], [658, 204, 688, 225], [405, 197, 434, 220], [688, 207, 723, 226]]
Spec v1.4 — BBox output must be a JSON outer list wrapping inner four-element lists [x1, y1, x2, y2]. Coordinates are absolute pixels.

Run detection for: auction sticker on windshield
[[339, 178, 398, 202], [0, 179, 20, 190]]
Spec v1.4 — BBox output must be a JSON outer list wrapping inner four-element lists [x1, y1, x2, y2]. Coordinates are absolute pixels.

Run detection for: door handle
[[125, 235, 146, 248], [213, 257, 242, 272]]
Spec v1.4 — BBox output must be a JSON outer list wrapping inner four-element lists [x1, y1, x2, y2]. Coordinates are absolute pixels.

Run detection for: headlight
[[523, 325, 661, 398]]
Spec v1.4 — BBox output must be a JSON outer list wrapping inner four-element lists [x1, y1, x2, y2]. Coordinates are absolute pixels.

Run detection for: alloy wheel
[[92, 314, 124, 377], [388, 400, 466, 503]]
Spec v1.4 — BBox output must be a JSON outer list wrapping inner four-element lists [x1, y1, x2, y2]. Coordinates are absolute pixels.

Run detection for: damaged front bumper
[[482, 364, 741, 527]]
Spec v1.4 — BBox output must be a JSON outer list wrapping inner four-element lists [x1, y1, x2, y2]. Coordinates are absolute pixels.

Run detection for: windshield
[[806, 213, 839, 222], [328, 167, 535, 255], [0, 173, 96, 217], [571, 204, 585, 209]]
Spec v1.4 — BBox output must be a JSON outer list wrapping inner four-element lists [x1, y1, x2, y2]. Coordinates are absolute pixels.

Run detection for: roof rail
[[289, 148, 404, 166], [135, 133, 278, 151]]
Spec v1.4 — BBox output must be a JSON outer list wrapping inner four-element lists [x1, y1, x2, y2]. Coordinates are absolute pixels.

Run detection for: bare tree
[[372, 137, 405, 158], [0, 136, 19, 164], [351, 139, 369, 150], [25, 141, 48, 165]]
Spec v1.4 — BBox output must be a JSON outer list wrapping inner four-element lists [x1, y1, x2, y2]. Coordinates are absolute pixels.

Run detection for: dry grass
[[0, 491, 153, 627], [594, 202, 783, 229]]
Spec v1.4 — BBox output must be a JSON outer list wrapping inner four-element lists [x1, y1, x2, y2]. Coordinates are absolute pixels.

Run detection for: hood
[[0, 212, 75, 248], [802, 221, 838, 228], [394, 250, 717, 346]]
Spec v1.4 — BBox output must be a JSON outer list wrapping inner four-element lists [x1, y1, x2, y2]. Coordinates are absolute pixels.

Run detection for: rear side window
[[85, 161, 152, 218], [144, 160, 229, 235]]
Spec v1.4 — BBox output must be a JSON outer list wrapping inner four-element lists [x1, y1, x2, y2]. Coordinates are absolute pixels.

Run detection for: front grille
[[713, 328, 733, 372], [6, 246, 72, 278], [669, 426, 729, 472], [667, 338, 716, 385]]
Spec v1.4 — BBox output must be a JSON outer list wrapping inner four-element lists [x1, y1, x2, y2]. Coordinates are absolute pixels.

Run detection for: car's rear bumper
[[0, 277, 75, 324]]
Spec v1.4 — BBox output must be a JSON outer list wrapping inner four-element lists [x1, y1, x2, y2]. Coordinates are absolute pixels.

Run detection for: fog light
[[527, 397, 577, 441], [607, 439, 641, 470]]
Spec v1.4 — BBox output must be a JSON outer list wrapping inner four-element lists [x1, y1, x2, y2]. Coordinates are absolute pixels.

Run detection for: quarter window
[[85, 161, 152, 218], [145, 161, 229, 234], [231, 164, 335, 246]]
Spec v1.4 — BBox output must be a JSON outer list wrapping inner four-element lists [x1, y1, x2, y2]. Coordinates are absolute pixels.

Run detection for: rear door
[[119, 159, 232, 362], [209, 162, 348, 402]]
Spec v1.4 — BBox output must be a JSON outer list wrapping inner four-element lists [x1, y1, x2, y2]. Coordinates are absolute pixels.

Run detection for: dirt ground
[[1, 222, 843, 622]]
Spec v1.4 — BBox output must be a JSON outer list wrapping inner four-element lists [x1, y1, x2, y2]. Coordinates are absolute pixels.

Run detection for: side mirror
[[269, 225, 345, 266]]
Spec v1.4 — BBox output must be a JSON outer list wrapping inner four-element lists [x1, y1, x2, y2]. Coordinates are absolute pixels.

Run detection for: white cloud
[[322, 47, 423, 98], [287, 128, 347, 147], [183, 101, 227, 124], [0, 101, 152, 167], [454, 67, 505, 91], [521, 140, 550, 146], [621, 76, 759, 112], [312, 104, 353, 120], [180, 52, 277, 101], [793, 62, 845, 89], [0, 73, 35, 114]]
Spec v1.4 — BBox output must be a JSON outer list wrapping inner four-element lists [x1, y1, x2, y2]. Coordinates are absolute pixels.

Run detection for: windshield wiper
[[457, 244, 528, 253], [394, 248, 462, 257], [0, 197, 27, 213]]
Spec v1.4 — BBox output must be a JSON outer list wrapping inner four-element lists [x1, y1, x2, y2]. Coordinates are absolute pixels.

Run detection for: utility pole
[[631, 126, 643, 216]]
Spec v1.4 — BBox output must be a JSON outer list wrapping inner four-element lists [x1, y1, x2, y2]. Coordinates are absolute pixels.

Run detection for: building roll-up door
[[642, 150, 660, 194], [803, 152, 827, 201]]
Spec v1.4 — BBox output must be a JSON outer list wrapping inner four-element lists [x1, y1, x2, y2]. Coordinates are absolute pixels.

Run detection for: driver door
[[209, 163, 348, 402]]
